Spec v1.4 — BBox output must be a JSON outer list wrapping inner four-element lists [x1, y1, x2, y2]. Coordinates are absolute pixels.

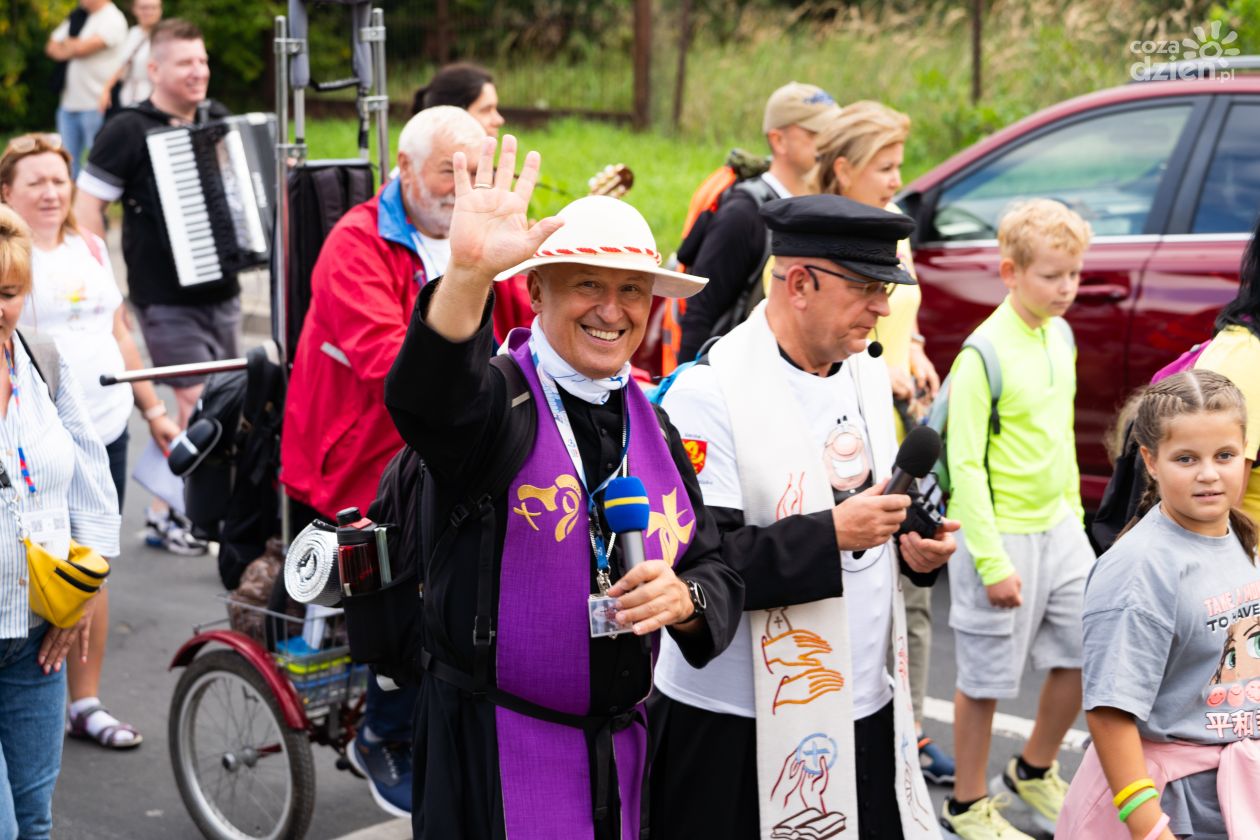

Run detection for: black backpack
[[675, 176, 779, 350], [179, 346, 286, 589], [342, 354, 537, 685], [278, 160, 376, 356]]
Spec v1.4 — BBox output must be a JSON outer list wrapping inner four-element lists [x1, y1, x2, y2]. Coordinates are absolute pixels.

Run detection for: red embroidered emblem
[[681, 438, 708, 475]]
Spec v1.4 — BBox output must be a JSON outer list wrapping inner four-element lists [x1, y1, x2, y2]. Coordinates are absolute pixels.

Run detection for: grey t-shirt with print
[[1083, 505, 1260, 839]]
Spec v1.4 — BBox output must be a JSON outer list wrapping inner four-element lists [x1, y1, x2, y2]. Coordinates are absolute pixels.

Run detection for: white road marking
[[923, 696, 1089, 753]]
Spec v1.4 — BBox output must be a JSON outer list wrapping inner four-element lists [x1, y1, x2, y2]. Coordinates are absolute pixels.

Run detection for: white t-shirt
[[25, 233, 131, 444], [53, 2, 129, 110], [116, 26, 153, 107], [655, 358, 895, 719], [410, 229, 451, 281]]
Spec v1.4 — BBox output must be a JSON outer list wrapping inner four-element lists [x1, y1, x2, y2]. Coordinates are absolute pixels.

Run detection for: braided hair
[[1116, 369, 1257, 559]]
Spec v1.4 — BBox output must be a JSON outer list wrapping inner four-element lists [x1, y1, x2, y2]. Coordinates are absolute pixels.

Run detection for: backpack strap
[[81, 232, 107, 268], [963, 334, 1002, 437], [430, 353, 536, 694], [15, 331, 61, 403]]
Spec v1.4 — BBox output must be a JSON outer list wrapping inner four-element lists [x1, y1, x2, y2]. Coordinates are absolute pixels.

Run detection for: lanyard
[[3, 348, 36, 497], [533, 351, 630, 594]]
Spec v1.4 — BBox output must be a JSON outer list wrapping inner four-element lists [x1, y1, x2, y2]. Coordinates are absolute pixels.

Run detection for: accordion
[[146, 113, 277, 287]]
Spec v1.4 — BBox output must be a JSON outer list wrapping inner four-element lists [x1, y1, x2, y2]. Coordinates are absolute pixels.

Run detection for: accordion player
[[146, 113, 277, 288]]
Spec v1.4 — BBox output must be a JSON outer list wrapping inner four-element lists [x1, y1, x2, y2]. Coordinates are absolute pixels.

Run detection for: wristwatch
[[684, 578, 707, 621]]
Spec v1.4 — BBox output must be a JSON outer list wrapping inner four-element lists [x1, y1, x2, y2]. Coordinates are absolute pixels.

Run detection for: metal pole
[[367, 7, 390, 183], [274, 14, 306, 548], [100, 358, 248, 386]]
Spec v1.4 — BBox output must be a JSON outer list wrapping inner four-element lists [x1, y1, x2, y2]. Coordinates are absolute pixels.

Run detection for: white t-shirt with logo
[[655, 357, 895, 719], [25, 233, 131, 444], [53, 2, 129, 111]]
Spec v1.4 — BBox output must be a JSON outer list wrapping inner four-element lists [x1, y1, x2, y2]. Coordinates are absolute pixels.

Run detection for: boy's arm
[[945, 348, 1012, 585], [1085, 707, 1173, 840]]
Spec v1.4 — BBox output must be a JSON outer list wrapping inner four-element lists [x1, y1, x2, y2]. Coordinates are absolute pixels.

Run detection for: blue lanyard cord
[[2, 348, 35, 496], [532, 354, 630, 581]]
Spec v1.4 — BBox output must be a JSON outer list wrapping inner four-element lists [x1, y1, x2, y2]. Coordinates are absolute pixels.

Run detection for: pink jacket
[[1057, 737, 1260, 839]]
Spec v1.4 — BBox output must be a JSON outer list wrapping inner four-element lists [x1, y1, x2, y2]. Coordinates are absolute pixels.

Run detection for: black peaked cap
[[760, 194, 917, 285]]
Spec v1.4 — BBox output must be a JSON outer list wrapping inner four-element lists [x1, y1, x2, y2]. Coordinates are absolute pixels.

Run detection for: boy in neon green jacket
[[940, 199, 1096, 840]]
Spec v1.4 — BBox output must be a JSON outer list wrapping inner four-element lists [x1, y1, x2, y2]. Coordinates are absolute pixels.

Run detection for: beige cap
[[762, 82, 841, 133]]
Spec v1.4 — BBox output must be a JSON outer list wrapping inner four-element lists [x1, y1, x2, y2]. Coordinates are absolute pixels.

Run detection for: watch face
[[689, 580, 706, 613]]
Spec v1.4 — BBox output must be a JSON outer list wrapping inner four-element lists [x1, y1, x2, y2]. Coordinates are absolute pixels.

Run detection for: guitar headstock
[[588, 164, 634, 199]]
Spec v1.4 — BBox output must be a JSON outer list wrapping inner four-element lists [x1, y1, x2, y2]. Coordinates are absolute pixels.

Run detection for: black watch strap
[[685, 578, 707, 619]]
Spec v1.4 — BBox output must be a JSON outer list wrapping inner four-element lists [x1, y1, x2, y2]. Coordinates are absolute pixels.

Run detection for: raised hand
[[448, 134, 564, 279]]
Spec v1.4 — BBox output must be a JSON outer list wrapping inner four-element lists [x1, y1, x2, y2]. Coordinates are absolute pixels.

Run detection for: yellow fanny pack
[[26, 537, 110, 628]]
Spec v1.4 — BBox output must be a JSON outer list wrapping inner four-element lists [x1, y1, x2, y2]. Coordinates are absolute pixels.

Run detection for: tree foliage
[[0, 0, 77, 129]]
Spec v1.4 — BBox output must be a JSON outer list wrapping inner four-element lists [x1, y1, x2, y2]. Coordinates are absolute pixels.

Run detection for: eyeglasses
[[4, 133, 63, 156], [774, 263, 896, 298]]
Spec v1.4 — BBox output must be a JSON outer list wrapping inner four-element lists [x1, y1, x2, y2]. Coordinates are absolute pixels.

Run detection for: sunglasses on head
[[4, 133, 63, 156]]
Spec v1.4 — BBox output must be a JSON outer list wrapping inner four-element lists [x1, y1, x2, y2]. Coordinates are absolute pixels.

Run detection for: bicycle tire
[[170, 649, 316, 840]]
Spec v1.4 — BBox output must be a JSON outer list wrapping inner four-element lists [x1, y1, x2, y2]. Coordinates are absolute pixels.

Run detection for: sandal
[[66, 703, 143, 750]]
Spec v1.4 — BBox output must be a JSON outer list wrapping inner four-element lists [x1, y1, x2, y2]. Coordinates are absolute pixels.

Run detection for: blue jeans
[[55, 108, 105, 178], [0, 625, 65, 840]]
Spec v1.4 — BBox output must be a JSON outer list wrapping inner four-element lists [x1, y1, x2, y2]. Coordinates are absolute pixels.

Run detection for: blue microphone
[[604, 476, 651, 572]]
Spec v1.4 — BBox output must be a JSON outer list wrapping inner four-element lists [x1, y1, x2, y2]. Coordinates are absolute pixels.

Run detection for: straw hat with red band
[[493, 195, 708, 299]]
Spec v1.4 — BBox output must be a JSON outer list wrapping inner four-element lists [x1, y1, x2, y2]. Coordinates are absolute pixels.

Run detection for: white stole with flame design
[[709, 303, 938, 840]]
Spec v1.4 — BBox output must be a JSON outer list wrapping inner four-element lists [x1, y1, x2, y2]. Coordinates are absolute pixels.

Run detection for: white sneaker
[[144, 509, 208, 556]]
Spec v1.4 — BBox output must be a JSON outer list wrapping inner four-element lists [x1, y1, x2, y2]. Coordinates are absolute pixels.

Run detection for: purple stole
[[495, 330, 696, 839]]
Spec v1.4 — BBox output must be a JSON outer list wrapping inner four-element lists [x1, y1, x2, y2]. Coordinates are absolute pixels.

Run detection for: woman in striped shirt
[[0, 205, 120, 840]]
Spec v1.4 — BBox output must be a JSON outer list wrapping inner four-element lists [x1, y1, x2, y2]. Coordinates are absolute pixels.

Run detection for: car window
[[932, 104, 1192, 241], [1192, 103, 1260, 235]]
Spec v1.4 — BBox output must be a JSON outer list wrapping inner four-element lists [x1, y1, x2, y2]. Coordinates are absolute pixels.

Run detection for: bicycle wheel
[[170, 649, 316, 840]]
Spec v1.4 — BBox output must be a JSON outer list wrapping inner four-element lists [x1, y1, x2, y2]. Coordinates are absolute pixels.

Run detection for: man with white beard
[[279, 105, 484, 818]]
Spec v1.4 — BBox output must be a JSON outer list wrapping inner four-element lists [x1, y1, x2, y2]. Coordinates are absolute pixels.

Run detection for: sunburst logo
[[1181, 20, 1242, 66]]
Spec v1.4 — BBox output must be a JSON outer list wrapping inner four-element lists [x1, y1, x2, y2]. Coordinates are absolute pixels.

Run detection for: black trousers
[[648, 692, 904, 840]]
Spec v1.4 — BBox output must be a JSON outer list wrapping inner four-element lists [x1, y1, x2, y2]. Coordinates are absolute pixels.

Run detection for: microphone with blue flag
[[603, 476, 651, 572]]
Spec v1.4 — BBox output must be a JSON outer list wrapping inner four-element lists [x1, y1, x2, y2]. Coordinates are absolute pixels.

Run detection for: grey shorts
[[948, 514, 1095, 699], [135, 298, 241, 389]]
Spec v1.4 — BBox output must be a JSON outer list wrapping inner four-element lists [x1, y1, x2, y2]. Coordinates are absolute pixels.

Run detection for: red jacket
[[281, 188, 425, 517]]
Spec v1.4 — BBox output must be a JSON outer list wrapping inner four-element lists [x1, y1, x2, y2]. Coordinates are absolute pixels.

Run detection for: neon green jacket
[[945, 297, 1084, 585]]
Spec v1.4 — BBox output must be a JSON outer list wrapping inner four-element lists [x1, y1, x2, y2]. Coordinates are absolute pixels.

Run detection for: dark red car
[[900, 73, 1260, 506]]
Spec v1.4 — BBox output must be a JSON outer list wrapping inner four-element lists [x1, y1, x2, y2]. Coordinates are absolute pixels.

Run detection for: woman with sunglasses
[[0, 132, 180, 750], [812, 101, 954, 787], [0, 204, 120, 838]]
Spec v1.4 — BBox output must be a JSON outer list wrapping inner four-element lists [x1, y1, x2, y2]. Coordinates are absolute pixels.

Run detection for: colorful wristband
[[1113, 777, 1156, 808], [1117, 787, 1159, 822], [1141, 813, 1170, 840]]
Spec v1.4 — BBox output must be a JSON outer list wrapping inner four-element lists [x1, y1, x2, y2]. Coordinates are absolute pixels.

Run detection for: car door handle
[[1075, 284, 1129, 302]]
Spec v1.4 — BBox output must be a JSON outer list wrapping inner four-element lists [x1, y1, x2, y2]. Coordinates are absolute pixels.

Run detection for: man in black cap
[[650, 194, 959, 840]]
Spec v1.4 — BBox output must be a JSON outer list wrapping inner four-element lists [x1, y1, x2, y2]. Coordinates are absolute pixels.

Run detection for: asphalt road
[[51, 331, 1085, 840]]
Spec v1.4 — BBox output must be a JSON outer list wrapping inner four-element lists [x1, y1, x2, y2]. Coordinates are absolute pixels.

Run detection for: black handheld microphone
[[604, 476, 650, 572], [868, 340, 884, 358], [883, 425, 942, 496]]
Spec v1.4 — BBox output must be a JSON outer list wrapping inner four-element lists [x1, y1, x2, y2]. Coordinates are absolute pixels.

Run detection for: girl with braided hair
[[1060, 370, 1260, 840]]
